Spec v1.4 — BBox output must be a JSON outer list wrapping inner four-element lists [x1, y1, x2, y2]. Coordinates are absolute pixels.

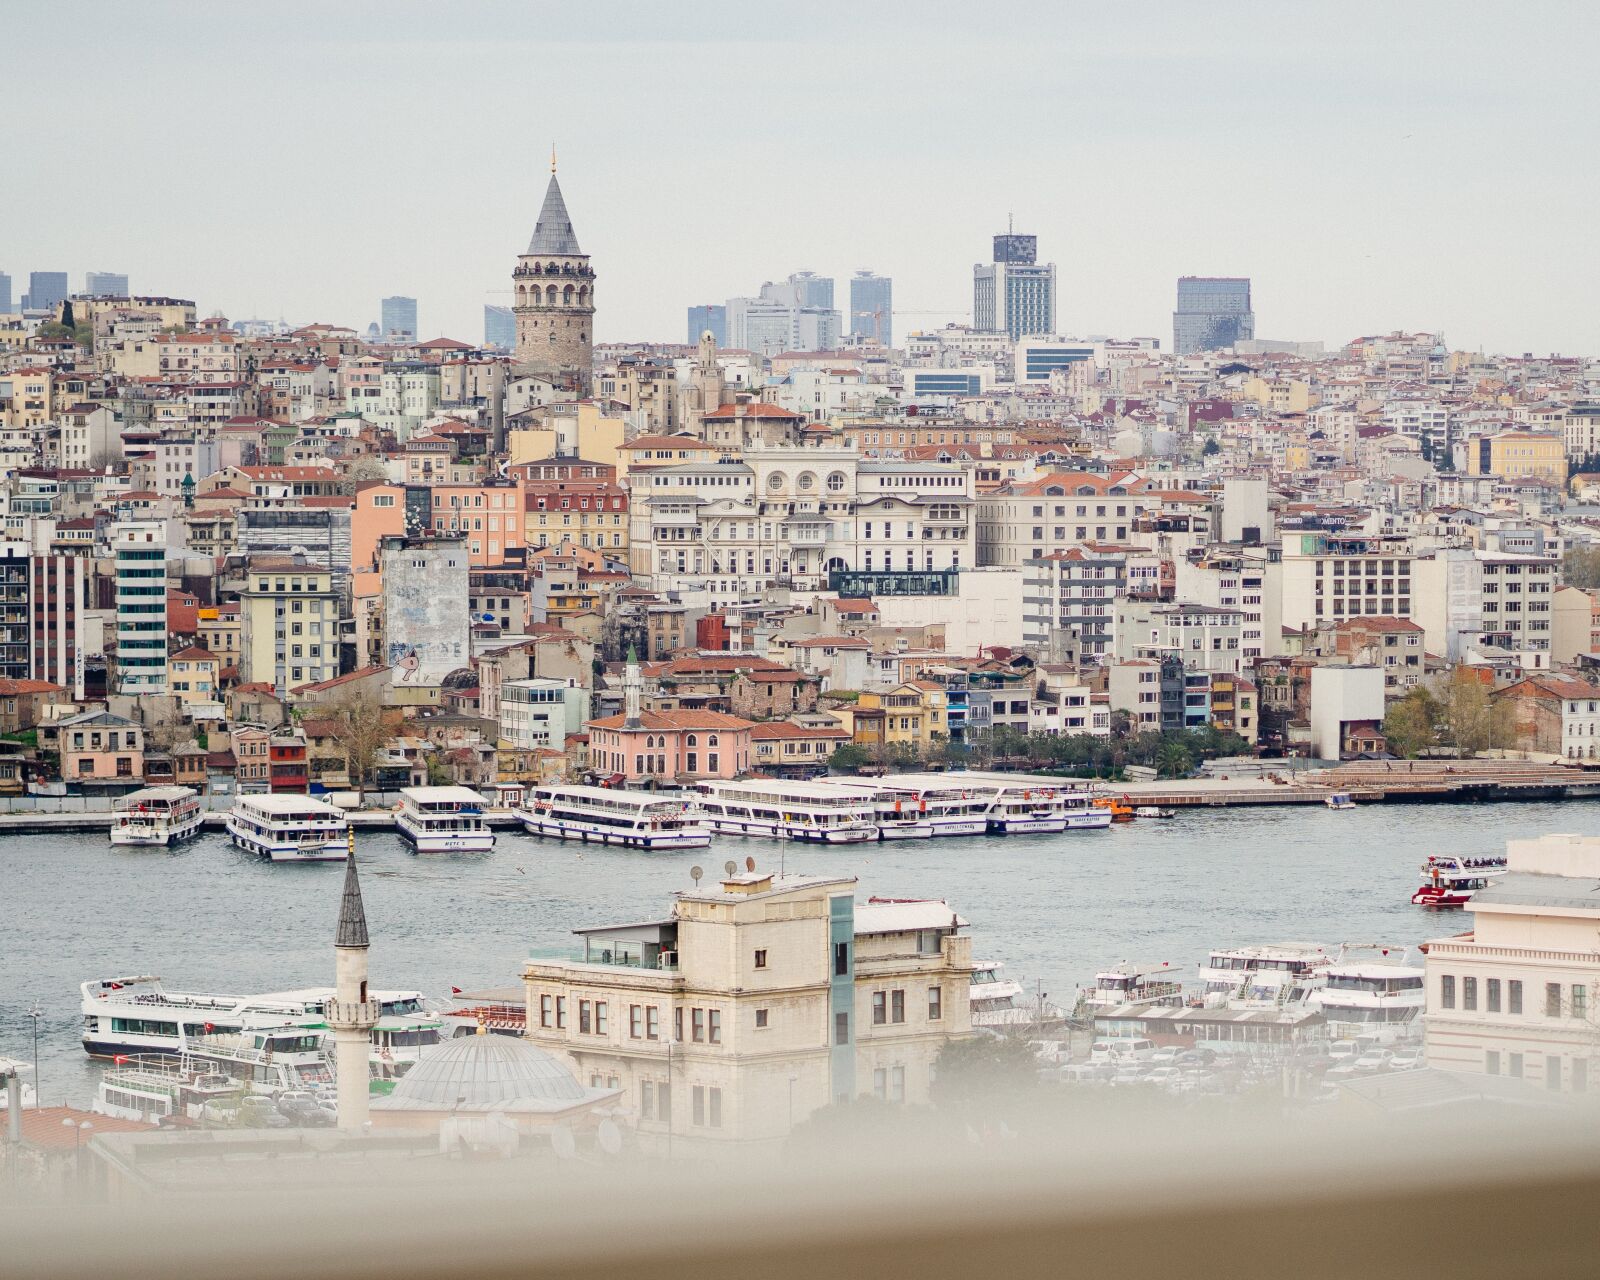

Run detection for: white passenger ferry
[[1076, 961, 1187, 1017], [515, 784, 711, 850], [938, 772, 1112, 834], [1315, 944, 1425, 1037], [821, 776, 1008, 839], [91, 1056, 241, 1124], [186, 1026, 334, 1094], [1411, 853, 1507, 907], [80, 975, 442, 1074], [110, 786, 205, 847], [395, 785, 496, 852], [1198, 943, 1331, 1009], [226, 793, 348, 861], [970, 961, 1029, 1027], [695, 779, 879, 843]]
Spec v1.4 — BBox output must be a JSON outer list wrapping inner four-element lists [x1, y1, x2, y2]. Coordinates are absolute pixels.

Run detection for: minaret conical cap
[[336, 846, 370, 949], [527, 174, 581, 256]]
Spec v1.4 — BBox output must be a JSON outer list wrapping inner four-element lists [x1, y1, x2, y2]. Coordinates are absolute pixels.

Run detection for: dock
[[1109, 760, 1600, 808], [0, 809, 528, 835]]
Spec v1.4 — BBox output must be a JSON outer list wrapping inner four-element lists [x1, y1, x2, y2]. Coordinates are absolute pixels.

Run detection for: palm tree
[[1155, 738, 1194, 779]]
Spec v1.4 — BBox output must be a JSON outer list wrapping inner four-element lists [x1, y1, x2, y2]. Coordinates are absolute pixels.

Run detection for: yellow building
[[508, 400, 626, 472], [167, 645, 221, 707], [196, 605, 241, 671], [0, 367, 55, 428], [856, 681, 948, 750], [1476, 430, 1567, 487], [238, 559, 340, 692], [1240, 376, 1316, 415], [522, 872, 973, 1148]]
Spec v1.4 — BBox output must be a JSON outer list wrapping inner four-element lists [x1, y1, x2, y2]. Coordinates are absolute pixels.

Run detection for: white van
[[1090, 1037, 1156, 1063]]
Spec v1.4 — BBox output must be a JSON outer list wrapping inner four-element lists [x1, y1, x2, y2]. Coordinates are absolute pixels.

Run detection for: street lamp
[[28, 1003, 41, 1097]]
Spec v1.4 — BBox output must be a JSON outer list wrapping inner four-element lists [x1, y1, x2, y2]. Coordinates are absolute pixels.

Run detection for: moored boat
[[395, 786, 496, 852], [110, 786, 205, 847], [1134, 805, 1177, 819], [1325, 792, 1358, 810], [1076, 961, 1186, 1017], [514, 784, 711, 849], [695, 779, 879, 843], [226, 793, 348, 861], [938, 772, 1111, 834], [1198, 943, 1331, 1009], [821, 774, 994, 838]]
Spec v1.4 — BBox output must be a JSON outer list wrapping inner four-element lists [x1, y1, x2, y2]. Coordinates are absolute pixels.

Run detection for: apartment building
[[522, 871, 973, 1148], [1279, 532, 1416, 631], [976, 473, 1144, 568], [1412, 547, 1556, 662], [1425, 833, 1600, 1093], [1022, 547, 1125, 659], [1112, 600, 1245, 675], [238, 558, 341, 695], [113, 520, 168, 695]]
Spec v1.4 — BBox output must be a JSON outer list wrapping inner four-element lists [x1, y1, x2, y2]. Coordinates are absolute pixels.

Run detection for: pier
[[1110, 760, 1600, 808]]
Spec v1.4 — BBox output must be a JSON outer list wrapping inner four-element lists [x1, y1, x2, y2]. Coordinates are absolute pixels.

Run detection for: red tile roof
[[587, 710, 756, 732]]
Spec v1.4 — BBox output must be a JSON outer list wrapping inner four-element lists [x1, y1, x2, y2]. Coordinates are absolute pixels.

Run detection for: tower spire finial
[[551, 143, 557, 175]]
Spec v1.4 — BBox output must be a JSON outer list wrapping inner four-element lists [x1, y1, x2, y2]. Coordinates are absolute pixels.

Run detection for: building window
[[890, 1065, 905, 1103], [578, 1000, 591, 1034], [692, 1008, 705, 1042], [1440, 975, 1455, 1009], [630, 1005, 642, 1039], [891, 989, 905, 1024], [1509, 1052, 1524, 1078], [835, 1011, 849, 1045], [835, 942, 849, 976], [708, 1009, 721, 1045], [595, 1001, 608, 1035], [658, 1082, 671, 1124], [640, 1081, 653, 1119], [709, 1087, 722, 1127], [1509, 980, 1523, 1015], [755, 1008, 769, 1029], [872, 991, 887, 1026], [1487, 979, 1501, 1013], [556, 997, 566, 1030], [1575, 985, 1588, 1020], [754, 949, 767, 970], [647, 1006, 660, 1040], [1547, 1058, 1563, 1091], [540, 995, 552, 1028], [928, 986, 942, 1021], [1485, 1050, 1501, 1076], [692, 1085, 705, 1127], [674, 1007, 683, 1042], [1462, 977, 1477, 1012], [873, 1067, 887, 1100], [1547, 983, 1563, 1017]]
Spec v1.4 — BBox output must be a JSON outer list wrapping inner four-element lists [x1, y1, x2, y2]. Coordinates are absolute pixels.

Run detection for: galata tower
[[512, 152, 594, 395]]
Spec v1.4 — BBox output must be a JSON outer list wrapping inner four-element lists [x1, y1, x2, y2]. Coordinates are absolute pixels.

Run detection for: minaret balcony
[[326, 998, 382, 1029]]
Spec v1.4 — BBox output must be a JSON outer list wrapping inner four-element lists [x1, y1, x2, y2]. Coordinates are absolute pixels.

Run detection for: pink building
[[427, 481, 526, 566], [586, 710, 753, 783], [56, 711, 145, 785]]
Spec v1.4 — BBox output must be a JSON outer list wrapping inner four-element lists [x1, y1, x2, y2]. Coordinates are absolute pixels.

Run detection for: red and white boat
[[1411, 853, 1507, 907]]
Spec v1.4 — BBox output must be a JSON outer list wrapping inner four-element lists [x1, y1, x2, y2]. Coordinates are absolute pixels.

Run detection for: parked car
[[1149, 1047, 1181, 1066], [1389, 1049, 1423, 1071], [1144, 1066, 1182, 1087], [237, 1095, 291, 1129], [1353, 1049, 1395, 1073]]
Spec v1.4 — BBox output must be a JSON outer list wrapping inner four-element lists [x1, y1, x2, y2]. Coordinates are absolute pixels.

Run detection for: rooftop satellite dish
[[690, 865, 703, 885], [596, 1118, 623, 1155], [745, 855, 756, 873], [723, 860, 737, 878], [551, 1126, 577, 1160]]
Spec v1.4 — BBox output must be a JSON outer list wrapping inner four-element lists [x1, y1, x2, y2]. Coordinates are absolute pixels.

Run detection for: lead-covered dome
[[373, 1033, 589, 1113]]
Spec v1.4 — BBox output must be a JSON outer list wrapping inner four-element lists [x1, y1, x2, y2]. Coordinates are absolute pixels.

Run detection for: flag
[[451, 986, 462, 995]]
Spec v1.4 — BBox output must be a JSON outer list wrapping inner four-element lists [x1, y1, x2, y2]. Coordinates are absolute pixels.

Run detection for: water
[[4, 799, 1598, 1107]]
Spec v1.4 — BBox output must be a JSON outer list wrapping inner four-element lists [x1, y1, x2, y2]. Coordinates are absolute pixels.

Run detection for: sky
[[6, 1, 1598, 355]]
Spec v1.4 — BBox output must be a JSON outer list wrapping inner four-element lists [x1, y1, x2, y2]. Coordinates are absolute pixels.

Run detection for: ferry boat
[[695, 779, 879, 843], [80, 975, 442, 1073], [1411, 853, 1507, 907], [515, 784, 711, 849], [807, 781, 932, 839], [1315, 944, 1425, 1037], [110, 786, 205, 847], [1076, 961, 1186, 1017], [825, 774, 995, 838], [395, 785, 496, 852], [942, 772, 1111, 834], [970, 961, 1030, 1028], [1197, 944, 1331, 1009], [226, 793, 348, 861], [1325, 792, 1358, 810], [186, 1026, 334, 1094], [92, 1056, 241, 1124]]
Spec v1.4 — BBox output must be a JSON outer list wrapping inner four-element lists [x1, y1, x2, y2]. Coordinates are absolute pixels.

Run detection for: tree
[[827, 742, 871, 773], [327, 690, 389, 801], [1440, 675, 1495, 755], [1202, 436, 1221, 457], [337, 455, 391, 495], [1564, 547, 1600, 591], [1154, 737, 1194, 779], [1382, 689, 1438, 758], [930, 1034, 1042, 1115]]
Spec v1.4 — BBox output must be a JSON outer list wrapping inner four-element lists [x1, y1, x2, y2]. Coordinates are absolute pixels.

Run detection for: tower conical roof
[[527, 174, 581, 256], [336, 848, 369, 949]]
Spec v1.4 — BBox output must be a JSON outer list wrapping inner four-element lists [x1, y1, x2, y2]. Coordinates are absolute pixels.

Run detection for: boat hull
[[926, 817, 989, 838], [226, 819, 348, 862], [878, 821, 934, 840], [110, 813, 205, 847], [988, 816, 1069, 834], [517, 814, 710, 850], [1064, 810, 1115, 830], [707, 818, 877, 843]]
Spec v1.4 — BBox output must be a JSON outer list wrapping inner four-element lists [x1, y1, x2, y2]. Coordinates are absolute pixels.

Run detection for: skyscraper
[[784, 270, 834, 310], [848, 271, 893, 347], [512, 161, 595, 394], [686, 304, 726, 347], [381, 295, 418, 342], [1173, 276, 1254, 355], [85, 271, 129, 297], [484, 304, 516, 350], [0, 272, 12, 314], [973, 229, 1055, 340], [22, 271, 68, 313]]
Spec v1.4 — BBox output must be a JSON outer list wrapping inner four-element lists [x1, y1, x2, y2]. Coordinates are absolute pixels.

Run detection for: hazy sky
[[7, 1, 1597, 354]]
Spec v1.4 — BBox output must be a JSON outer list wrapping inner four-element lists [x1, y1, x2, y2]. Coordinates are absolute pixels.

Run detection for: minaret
[[512, 149, 595, 395], [624, 645, 642, 728], [330, 830, 378, 1132]]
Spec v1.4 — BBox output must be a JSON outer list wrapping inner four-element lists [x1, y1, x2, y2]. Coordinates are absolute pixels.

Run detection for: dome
[[372, 1033, 591, 1113]]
